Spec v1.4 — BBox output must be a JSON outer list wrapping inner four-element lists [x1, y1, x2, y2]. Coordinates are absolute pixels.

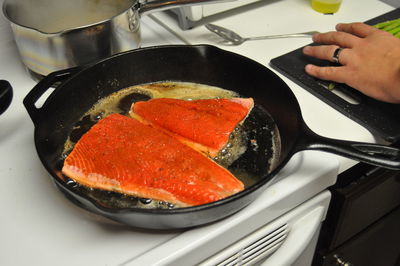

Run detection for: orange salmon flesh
[[130, 97, 254, 157], [62, 113, 245, 207]]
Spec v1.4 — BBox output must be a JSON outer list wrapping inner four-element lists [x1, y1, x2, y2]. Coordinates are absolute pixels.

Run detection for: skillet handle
[[299, 125, 400, 170], [23, 67, 80, 124]]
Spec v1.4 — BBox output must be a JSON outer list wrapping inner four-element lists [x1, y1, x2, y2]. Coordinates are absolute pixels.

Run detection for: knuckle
[[316, 67, 337, 79], [351, 22, 363, 29], [332, 32, 347, 43], [323, 67, 336, 75]]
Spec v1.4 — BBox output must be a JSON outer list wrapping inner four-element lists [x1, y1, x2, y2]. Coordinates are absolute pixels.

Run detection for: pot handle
[[299, 124, 400, 170], [23, 67, 79, 124], [138, 0, 222, 14]]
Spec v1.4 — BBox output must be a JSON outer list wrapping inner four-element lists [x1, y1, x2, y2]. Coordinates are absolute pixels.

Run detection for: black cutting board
[[270, 8, 400, 143]]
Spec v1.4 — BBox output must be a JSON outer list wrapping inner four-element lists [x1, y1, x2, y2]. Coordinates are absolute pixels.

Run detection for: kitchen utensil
[[23, 45, 400, 230], [0, 80, 13, 115], [2, 0, 219, 77], [205, 24, 318, 45]]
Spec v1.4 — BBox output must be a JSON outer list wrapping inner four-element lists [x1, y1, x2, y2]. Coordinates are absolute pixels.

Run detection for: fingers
[[312, 31, 360, 48], [303, 45, 350, 65], [311, 22, 379, 48], [336, 22, 378, 37], [304, 64, 347, 84]]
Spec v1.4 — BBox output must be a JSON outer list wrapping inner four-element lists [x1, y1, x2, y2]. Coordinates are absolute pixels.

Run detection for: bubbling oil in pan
[[61, 81, 281, 209]]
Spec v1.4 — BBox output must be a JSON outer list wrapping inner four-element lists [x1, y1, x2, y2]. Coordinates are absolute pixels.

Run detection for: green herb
[[327, 83, 335, 91], [373, 18, 400, 29], [373, 18, 400, 38], [318, 81, 336, 91]]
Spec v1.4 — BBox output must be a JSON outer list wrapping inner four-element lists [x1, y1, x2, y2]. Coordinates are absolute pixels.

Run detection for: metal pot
[[2, 0, 216, 76]]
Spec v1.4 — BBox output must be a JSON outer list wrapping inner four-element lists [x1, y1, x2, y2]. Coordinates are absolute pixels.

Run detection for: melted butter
[[136, 82, 237, 100]]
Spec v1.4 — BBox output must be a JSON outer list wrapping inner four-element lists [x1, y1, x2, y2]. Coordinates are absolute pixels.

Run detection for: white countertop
[[150, 0, 395, 172]]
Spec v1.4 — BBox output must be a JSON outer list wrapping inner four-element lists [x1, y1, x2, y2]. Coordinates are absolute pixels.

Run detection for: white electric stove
[[0, 0, 347, 265]]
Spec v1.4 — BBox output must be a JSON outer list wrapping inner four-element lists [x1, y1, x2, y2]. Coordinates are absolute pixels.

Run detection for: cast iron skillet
[[23, 45, 400, 230]]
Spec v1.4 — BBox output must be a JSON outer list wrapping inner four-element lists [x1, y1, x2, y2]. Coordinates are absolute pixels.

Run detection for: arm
[[302, 22, 400, 103]]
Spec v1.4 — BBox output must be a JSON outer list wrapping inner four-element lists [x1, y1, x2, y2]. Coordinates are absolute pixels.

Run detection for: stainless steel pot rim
[[2, 0, 137, 34]]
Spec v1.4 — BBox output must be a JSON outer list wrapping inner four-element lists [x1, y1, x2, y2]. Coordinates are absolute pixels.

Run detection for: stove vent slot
[[206, 223, 289, 266]]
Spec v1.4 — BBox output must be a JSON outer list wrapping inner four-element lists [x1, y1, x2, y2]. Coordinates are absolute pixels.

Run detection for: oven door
[[199, 191, 331, 266]]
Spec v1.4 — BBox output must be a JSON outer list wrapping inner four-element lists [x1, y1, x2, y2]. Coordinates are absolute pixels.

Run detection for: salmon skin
[[130, 98, 254, 157], [62, 113, 244, 207]]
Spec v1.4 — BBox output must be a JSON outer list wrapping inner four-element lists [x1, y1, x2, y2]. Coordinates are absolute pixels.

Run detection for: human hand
[[302, 22, 400, 103]]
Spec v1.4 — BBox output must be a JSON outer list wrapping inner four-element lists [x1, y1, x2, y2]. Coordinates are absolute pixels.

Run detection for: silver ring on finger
[[332, 47, 344, 64]]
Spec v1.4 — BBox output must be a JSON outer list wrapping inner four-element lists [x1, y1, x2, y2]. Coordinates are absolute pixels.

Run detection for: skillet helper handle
[[300, 126, 400, 170], [23, 67, 79, 124], [0, 80, 13, 115]]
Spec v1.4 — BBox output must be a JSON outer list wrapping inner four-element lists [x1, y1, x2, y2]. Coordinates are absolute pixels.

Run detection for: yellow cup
[[311, 0, 343, 14]]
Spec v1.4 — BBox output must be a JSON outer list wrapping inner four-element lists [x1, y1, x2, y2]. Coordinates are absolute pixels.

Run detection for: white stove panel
[[201, 191, 331, 266]]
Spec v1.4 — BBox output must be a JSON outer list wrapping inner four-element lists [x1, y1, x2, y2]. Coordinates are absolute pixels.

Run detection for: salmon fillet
[[62, 113, 244, 207], [130, 98, 254, 157]]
